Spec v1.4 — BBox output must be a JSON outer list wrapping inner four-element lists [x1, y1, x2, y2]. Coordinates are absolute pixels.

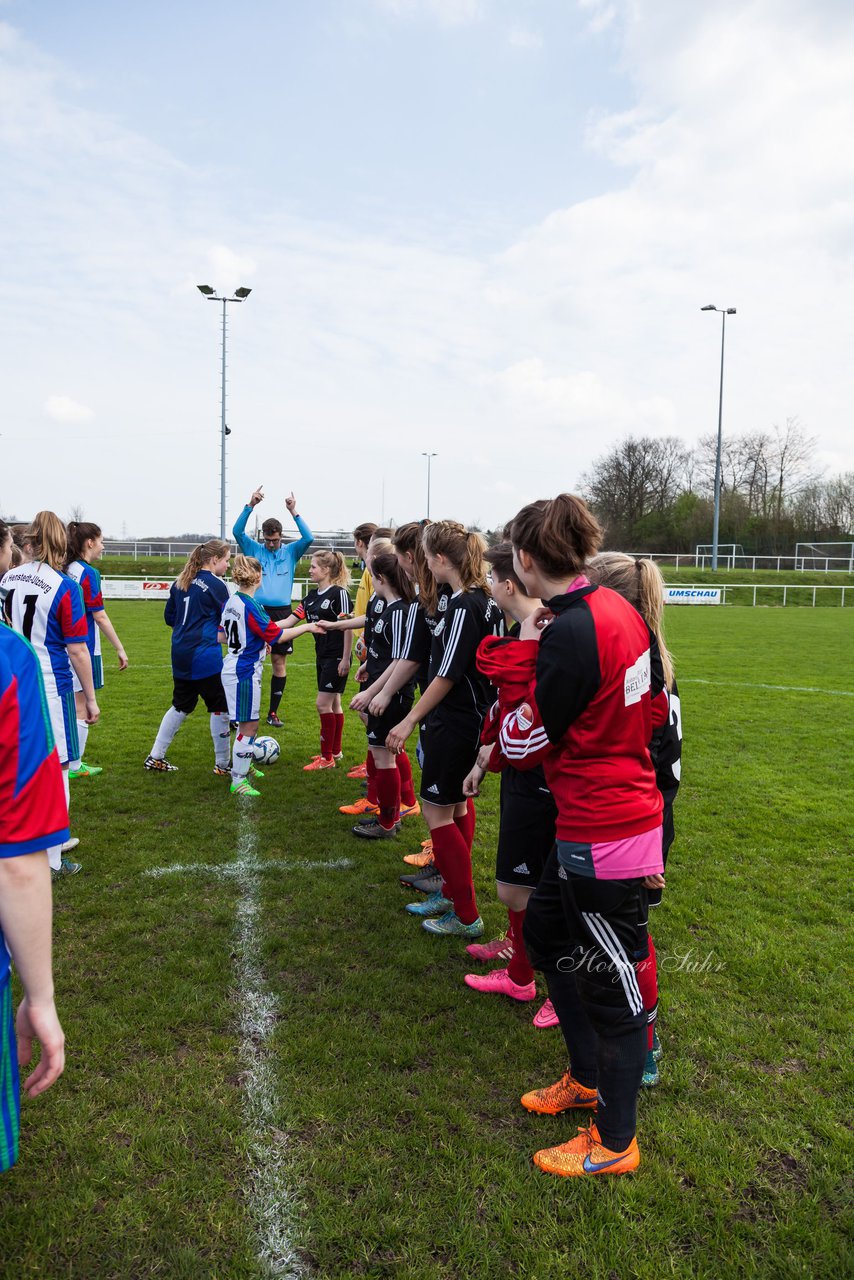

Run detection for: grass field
[[2, 604, 852, 1279]]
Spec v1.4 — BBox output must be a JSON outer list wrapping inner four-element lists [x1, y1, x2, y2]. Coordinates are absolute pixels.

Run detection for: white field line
[[682, 677, 854, 697], [234, 810, 307, 1278], [145, 856, 354, 879]]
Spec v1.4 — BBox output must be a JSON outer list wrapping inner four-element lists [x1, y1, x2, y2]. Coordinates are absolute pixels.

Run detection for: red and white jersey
[[0, 562, 87, 698], [66, 560, 103, 659]]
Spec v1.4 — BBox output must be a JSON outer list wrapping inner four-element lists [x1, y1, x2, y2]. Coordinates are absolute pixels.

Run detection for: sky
[[2, 0, 853, 537]]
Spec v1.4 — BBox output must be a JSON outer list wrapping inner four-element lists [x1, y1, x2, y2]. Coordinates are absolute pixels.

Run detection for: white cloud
[[44, 396, 94, 424], [374, 0, 484, 25], [507, 26, 543, 50]]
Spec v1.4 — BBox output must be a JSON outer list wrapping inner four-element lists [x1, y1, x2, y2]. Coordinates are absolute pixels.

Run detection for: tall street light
[[421, 452, 437, 518], [197, 284, 252, 539], [701, 304, 737, 571]]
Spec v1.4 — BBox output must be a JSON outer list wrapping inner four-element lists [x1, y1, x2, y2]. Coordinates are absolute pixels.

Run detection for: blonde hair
[[586, 552, 675, 690], [176, 539, 230, 592], [422, 521, 489, 594], [231, 555, 263, 589], [26, 510, 68, 573], [311, 549, 351, 589]]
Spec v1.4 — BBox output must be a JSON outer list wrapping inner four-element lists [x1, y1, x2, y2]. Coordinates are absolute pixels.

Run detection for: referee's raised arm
[[233, 486, 265, 556], [284, 491, 313, 561]]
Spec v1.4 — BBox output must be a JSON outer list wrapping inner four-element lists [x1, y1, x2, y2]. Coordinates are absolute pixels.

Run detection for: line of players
[[0, 495, 681, 1181]]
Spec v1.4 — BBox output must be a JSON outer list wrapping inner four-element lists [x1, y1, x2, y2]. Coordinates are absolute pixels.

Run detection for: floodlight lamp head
[[701, 304, 717, 311], [726, 307, 737, 314], [197, 285, 215, 296], [234, 287, 252, 299]]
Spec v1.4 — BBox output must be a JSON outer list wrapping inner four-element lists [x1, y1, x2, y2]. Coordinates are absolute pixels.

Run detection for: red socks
[[319, 712, 336, 760], [375, 767, 401, 831], [430, 823, 478, 924], [333, 713, 344, 756], [366, 751, 378, 806], [636, 933, 659, 1049], [506, 908, 534, 986], [453, 797, 476, 850], [396, 750, 417, 807]]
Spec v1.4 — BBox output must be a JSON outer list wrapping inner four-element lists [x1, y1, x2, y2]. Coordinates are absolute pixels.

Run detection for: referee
[[233, 486, 314, 726]]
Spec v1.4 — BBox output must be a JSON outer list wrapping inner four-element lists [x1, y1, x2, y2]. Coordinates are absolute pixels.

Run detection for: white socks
[[151, 707, 187, 760], [70, 718, 90, 771], [48, 768, 71, 870], [210, 712, 231, 767], [232, 733, 255, 783]]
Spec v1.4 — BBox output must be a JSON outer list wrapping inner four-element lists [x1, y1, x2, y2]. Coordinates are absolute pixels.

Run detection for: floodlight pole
[[701, 305, 736, 571], [422, 452, 437, 518], [197, 285, 252, 539]]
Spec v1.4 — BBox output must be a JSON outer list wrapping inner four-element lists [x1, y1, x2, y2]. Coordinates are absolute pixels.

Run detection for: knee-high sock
[[636, 934, 659, 1050], [506, 907, 534, 986], [430, 823, 478, 924], [366, 751, 378, 805], [269, 674, 286, 715], [396, 751, 417, 807], [375, 766, 401, 831], [70, 719, 90, 771], [319, 712, 336, 760], [453, 796, 476, 850], [232, 733, 255, 783], [210, 712, 231, 766], [49, 768, 72, 870], [152, 707, 186, 760], [333, 713, 345, 756]]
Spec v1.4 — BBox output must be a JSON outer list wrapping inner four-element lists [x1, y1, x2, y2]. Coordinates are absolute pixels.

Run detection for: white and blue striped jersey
[[0, 562, 87, 698], [220, 592, 282, 684]]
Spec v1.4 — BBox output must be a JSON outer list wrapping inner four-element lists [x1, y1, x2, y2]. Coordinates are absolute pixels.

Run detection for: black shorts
[[266, 605, 294, 656], [495, 770, 557, 888], [172, 673, 227, 715], [419, 716, 480, 807], [316, 656, 349, 695], [367, 691, 414, 751], [648, 803, 674, 909]]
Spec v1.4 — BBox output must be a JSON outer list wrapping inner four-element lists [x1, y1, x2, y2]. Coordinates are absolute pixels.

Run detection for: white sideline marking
[[146, 838, 353, 1274], [145, 857, 354, 879], [682, 677, 854, 698]]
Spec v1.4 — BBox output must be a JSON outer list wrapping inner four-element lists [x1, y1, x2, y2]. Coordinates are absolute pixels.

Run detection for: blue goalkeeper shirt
[[232, 507, 314, 608]]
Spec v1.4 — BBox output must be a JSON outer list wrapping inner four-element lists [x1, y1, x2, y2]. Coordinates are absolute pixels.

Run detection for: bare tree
[[68, 503, 85, 523]]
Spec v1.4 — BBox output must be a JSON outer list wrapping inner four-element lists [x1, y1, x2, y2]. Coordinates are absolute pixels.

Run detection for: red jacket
[[476, 581, 662, 845]]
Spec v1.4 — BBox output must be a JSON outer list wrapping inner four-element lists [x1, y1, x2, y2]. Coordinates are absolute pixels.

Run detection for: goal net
[[694, 544, 745, 569], [794, 542, 854, 571]]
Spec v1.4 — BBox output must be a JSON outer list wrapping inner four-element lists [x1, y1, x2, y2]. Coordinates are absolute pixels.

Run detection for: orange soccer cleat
[[303, 755, 336, 772], [339, 796, 379, 816], [521, 1071, 598, 1116], [533, 1123, 640, 1178]]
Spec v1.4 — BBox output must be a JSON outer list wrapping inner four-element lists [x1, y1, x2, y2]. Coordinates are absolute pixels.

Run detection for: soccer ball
[[253, 736, 281, 765]]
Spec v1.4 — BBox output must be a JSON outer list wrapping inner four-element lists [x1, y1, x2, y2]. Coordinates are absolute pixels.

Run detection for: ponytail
[[176, 538, 230, 592], [312, 549, 352, 590], [65, 521, 102, 569], [370, 549, 416, 603], [26, 510, 68, 573], [508, 494, 602, 579], [586, 552, 675, 689], [422, 521, 488, 594]]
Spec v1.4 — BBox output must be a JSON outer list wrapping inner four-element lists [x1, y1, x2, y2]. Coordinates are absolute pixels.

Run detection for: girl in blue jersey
[[64, 521, 129, 780], [219, 556, 320, 797], [1, 511, 99, 877], [145, 539, 232, 774]]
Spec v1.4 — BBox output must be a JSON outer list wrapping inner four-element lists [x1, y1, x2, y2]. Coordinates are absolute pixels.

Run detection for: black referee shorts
[[266, 605, 294, 656]]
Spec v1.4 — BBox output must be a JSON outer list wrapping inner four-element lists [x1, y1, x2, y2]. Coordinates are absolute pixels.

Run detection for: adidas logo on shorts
[[426, 784, 440, 794], [558, 865, 568, 880], [512, 862, 529, 875], [325, 683, 334, 688]]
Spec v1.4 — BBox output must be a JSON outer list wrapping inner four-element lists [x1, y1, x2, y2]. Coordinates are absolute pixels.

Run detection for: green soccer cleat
[[230, 779, 260, 798], [641, 1048, 660, 1088], [422, 911, 484, 939], [68, 761, 103, 779], [405, 891, 452, 917]]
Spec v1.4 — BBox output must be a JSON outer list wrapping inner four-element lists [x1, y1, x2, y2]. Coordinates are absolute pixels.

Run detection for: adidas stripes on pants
[[523, 846, 648, 1151]]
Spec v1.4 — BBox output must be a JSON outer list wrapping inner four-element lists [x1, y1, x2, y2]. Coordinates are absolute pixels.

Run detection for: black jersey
[[302, 586, 352, 661], [365, 595, 412, 691], [650, 679, 682, 806], [428, 586, 504, 724]]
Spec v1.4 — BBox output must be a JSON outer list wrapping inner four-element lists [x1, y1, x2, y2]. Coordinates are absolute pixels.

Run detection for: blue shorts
[[0, 978, 20, 1173]]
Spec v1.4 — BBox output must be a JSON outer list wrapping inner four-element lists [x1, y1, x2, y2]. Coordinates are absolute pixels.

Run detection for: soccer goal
[[794, 542, 854, 571], [694, 543, 745, 569]]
